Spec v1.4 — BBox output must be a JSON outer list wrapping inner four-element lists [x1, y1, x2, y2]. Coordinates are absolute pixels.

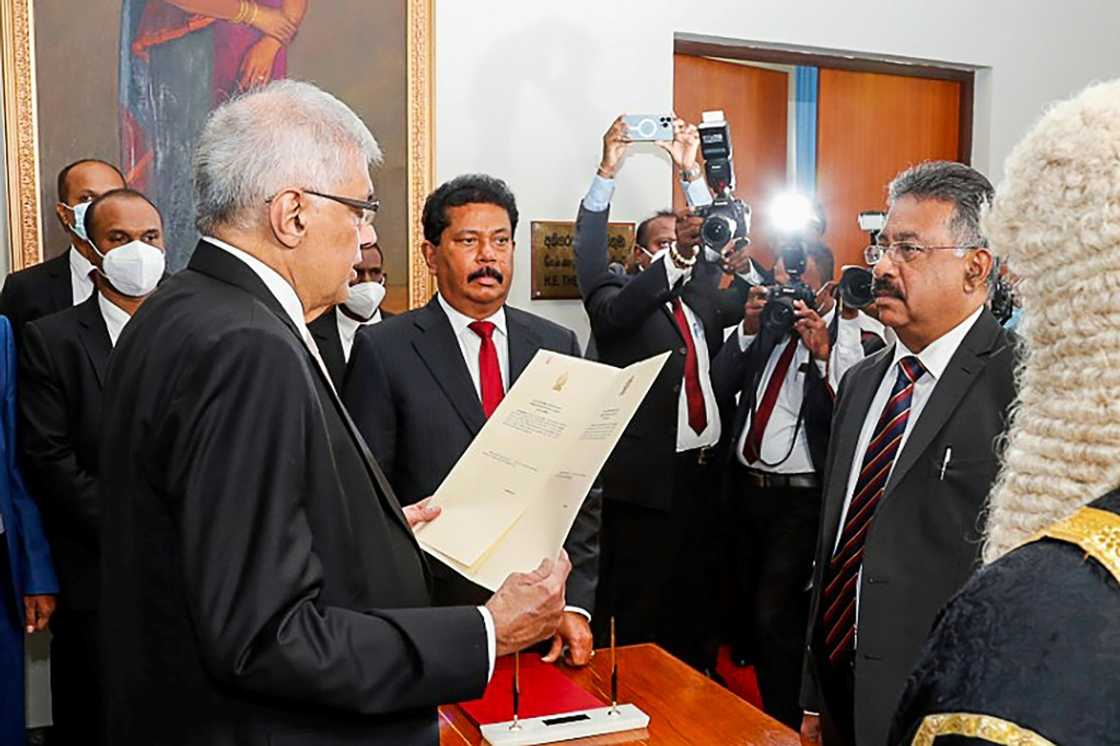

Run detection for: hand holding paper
[[415, 349, 669, 591], [484, 552, 571, 657]]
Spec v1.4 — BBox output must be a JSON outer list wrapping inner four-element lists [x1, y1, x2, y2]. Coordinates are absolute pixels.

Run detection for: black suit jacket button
[[678, 347, 687, 355], [673, 383, 682, 393]]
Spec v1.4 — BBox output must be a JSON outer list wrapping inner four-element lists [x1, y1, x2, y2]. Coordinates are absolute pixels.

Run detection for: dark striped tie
[[820, 355, 926, 666]]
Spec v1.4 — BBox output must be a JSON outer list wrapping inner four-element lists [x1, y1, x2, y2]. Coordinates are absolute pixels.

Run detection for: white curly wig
[[982, 79, 1120, 562]]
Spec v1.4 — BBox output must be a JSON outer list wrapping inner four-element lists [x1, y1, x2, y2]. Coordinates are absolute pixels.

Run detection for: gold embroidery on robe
[[911, 712, 1056, 745]]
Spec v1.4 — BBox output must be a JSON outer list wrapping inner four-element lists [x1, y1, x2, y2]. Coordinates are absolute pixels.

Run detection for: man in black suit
[[0, 159, 126, 347], [573, 116, 753, 672], [798, 161, 1017, 746], [345, 174, 599, 666], [98, 80, 569, 746], [308, 221, 394, 390], [19, 189, 166, 745], [710, 240, 871, 728]]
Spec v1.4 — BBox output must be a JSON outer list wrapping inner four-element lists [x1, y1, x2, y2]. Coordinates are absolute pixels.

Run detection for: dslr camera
[[836, 211, 885, 309], [695, 111, 751, 250], [762, 240, 817, 337]]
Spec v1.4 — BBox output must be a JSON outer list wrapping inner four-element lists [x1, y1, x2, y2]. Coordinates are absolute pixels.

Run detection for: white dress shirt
[[832, 304, 984, 633], [436, 293, 510, 396], [337, 308, 382, 363], [735, 310, 864, 473], [69, 246, 96, 305], [657, 256, 722, 451], [204, 238, 497, 678], [97, 292, 132, 347]]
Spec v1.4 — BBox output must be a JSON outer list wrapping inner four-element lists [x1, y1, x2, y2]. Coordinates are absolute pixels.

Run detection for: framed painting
[[1, 0, 435, 311]]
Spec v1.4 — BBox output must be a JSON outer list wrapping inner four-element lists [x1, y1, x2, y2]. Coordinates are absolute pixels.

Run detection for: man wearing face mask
[[18, 188, 165, 745], [0, 159, 126, 348], [307, 223, 391, 390]]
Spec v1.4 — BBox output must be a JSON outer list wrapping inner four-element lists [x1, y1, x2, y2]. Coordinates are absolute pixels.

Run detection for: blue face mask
[[66, 201, 91, 243]]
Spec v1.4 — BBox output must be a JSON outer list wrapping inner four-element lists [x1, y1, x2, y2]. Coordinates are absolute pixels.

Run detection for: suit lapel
[[48, 251, 74, 311], [187, 240, 415, 539], [506, 308, 543, 383], [75, 293, 112, 388], [411, 297, 487, 436], [883, 310, 1004, 500], [820, 347, 894, 554]]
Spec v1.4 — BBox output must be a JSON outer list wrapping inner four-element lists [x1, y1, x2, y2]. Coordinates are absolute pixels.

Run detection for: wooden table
[[439, 644, 799, 745]]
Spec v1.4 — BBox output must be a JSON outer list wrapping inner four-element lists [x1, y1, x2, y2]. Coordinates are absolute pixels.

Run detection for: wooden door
[[816, 69, 962, 272], [673, 55, 788, 267]]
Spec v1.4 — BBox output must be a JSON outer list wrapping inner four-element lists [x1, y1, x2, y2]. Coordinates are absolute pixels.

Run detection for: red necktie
[[742, 337, 800, 464], [672, 298, 707, 435], [468, 320, 504, 418]]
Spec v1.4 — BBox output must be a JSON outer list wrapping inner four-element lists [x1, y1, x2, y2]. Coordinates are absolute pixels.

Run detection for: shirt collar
[[203, 236, 308, 336], [436, 293, 507, 339], [891, 304, 985, 381], [97, 291, 131, 347], [69, 245, 95, 278]]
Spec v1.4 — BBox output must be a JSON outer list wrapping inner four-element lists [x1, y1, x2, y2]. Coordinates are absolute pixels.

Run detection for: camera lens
[[701, 215, 733, 248]]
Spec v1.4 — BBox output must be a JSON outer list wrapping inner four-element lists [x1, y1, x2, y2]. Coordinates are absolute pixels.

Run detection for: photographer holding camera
[[573, 113, 755, 673], [710, 226, 877, 728]]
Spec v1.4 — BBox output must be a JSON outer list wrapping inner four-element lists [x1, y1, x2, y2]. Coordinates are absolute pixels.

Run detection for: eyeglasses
[[266, 189, 381, 225], [306, 190, 380, 225], [864, 242, 975, 265]]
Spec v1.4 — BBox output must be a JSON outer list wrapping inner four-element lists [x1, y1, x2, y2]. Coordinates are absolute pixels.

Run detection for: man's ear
[[55, 202, 73, 233], [964, 248, 993, 293], [269, 189, 307, 249], [421, 240, 438, 274]]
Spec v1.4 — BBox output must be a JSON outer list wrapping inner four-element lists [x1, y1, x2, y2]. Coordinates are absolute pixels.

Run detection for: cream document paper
[[415, 349, 669, 591]]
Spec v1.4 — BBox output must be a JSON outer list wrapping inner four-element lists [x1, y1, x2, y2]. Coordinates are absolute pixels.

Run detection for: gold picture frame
[[1, 0, 436, 308]]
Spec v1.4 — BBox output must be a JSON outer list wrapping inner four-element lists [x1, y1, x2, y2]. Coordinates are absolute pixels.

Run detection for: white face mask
[[93, 240, 165, 297], [343, 280, 386, 321], [67, 201, 91, 242]]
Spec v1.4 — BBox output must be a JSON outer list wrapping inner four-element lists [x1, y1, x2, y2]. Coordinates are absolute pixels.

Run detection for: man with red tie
[[798, 161, 1017, 746], [572, 116, 755, 673], [709, 239, 870, 729], [344, 174, 600, 667]]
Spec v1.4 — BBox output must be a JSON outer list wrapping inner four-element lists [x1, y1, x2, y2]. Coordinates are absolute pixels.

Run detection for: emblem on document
[[553, 372, 569, 392], [619, 376, 634, 397]]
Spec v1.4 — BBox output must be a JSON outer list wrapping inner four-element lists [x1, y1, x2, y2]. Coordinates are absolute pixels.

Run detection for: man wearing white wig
[[98, 80, 570, 745], [892, 80, 1120, 745]]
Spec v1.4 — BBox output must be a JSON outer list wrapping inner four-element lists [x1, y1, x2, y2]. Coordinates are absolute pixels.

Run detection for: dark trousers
[[593, 451, 719, 672], [728, 471, 821, 728], [48, 607, 101, 746], [815, 651, 856, 746]]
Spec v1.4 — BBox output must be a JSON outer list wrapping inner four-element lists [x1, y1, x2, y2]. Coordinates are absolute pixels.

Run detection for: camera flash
[[770, 192, 816, 234]]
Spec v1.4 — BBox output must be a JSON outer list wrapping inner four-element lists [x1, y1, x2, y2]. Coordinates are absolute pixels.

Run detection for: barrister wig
[[982, 78, 1120, 562]]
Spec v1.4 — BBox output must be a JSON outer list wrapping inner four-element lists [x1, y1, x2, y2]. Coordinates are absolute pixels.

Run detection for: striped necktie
[[820, 355, 926, 666]]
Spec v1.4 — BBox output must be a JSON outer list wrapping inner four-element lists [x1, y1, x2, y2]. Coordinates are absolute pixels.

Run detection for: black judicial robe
[[890, 490, 1120, 745], [98, 241, 489, 745]]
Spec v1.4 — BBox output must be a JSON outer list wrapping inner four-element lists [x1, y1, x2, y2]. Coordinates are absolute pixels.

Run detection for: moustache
[[872, 279, 905, 300], [468, 266, 505, 284]]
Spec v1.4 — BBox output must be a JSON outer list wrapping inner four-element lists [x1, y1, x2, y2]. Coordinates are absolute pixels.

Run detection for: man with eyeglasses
[[98, 81, 572, 745], [307, 219, 393, 390], [798, 161, 1019, 746]]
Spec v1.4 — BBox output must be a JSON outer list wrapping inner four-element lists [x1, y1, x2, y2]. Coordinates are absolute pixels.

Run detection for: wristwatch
[[680, 163, 702, 182]]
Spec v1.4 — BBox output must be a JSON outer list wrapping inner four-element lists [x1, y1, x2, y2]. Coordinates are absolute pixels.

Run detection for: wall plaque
[[530, 220, 635, 300]]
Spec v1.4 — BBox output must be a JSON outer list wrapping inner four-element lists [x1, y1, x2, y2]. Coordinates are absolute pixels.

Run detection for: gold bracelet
[[231, 0, 250, 24], [246, 1, 259, 27]]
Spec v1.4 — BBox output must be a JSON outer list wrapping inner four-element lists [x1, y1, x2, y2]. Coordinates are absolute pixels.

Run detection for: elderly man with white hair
[[97, 80, 570, 746], [891, 80, 1120, 746]]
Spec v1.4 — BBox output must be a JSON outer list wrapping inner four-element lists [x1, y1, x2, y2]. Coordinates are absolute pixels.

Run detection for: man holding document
[[345, 174, 601, 666], [98, 82, 570, 746]]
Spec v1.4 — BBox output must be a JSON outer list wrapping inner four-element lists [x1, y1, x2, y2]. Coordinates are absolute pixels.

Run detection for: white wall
[[435, 0, 1120, 348]]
